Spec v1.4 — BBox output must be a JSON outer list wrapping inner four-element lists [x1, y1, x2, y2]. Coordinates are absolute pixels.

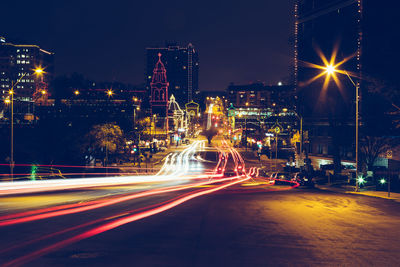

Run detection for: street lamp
[[321, 63, 360, 191], [8, 67, 44, 181], [303, 48, 359, 191], [106, 89, 114, 97]]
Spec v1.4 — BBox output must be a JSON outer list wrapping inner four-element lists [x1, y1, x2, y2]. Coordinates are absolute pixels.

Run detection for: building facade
[[227, 82, 294, 110], [0, 36, 54, 123], [150, 53, 169, 118], [0, 36, 54, 99], [146, 43, 199, 106]]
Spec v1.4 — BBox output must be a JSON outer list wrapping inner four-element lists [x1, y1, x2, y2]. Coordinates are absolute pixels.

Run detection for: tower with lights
[[150, 53, 169, 118]]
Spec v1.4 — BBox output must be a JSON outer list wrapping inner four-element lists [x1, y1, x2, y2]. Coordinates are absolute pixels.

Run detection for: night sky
[[1, 0, 294, 91]]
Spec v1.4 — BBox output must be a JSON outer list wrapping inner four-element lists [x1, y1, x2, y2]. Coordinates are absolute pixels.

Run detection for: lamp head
[[34, 68, 44, 75], [325, 64, 336, 75]]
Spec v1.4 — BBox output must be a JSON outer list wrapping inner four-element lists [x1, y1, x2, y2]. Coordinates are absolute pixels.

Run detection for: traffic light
[[131, 145, 138, 154]]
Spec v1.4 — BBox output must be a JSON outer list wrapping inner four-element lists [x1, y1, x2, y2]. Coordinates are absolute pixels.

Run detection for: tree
[[85, 123, 124, 165], [365, 76, 400, 113], [363, 76, 400, 130], [203, 127, 218, 145], [360, 136, 397, 171]]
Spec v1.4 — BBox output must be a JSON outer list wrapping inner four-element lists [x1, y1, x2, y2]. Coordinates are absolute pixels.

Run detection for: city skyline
[[1, 0, 294, 91]]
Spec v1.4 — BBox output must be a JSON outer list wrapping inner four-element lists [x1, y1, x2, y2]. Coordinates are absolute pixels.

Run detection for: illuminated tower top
[[151, 53, 168, 86], [150, 53, 169, 104]]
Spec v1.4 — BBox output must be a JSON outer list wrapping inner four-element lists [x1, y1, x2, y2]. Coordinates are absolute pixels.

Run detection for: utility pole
[[10, 81, 14, 182], [275, 135, 278, 171], [245, 116, 247, 152], [300, 116, 303, 164], [355, 81, 359, 192]]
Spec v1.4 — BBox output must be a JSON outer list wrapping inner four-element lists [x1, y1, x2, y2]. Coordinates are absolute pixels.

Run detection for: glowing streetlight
[[302, 46, 360, 191], [34, 68, 44, 75], [325, 64, 336, 75], [41, 90, 47, 95], [380, 178, 386, 184], [74, 90, 80, 96], [4, 98, 10, 104], [106, 90, 114, 97]]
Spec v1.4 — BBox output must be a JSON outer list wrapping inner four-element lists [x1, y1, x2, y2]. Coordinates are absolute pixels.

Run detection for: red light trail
[[2, 176, 250, 267], [0, 140, 300, 266]]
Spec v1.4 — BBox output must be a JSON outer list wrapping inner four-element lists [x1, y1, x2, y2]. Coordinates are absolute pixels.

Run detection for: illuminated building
[[0, 36, 54, 99], [146, 43, 199, 106], [150, 53, 169, 117], [227, 82, 294, 109], [0, 36, 54, 123]]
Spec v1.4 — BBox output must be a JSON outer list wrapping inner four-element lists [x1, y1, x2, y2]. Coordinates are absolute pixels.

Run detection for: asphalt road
[[0, 140, 399, 266]]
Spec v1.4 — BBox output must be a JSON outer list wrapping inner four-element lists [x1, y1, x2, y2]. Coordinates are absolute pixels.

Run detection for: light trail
[[2, 175, 250, 267], [0, 176, 236, 227], [0, 141, 208, 196]]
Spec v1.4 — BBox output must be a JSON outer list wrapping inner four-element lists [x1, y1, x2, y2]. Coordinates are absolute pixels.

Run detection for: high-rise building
[[146, 43, 199, 106], [0, 36, 54, 99], [0, 36, 54, 123], [295, 0, 399, 159]]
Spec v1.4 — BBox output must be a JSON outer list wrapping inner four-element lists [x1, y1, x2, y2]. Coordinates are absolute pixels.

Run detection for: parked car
[[271, 172, 291, 181], [292, 172, 315, 187]]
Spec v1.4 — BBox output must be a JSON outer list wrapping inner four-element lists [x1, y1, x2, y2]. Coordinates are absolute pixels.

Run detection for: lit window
[[21, 55, 25, 58]]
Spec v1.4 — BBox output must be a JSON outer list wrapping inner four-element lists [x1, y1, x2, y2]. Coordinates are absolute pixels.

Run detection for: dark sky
[[1, 0, 294, 91]]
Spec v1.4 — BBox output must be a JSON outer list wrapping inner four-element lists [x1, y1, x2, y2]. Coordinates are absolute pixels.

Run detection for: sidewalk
[[316, 184, 400, 202]]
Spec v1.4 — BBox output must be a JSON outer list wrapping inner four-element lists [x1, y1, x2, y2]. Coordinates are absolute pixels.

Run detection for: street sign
[[271, 120, 283, 135]]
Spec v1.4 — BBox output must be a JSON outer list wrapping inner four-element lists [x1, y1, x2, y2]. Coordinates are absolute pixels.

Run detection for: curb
[[315, 184, 400, 202]]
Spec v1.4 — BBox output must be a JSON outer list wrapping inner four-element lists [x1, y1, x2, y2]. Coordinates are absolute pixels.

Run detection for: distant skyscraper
[[146, 43, 199, 106]]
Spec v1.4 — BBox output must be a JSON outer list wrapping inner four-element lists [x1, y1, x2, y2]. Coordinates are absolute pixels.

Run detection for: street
[[0, 140, 399, 266], [1, 186, 400, 266]]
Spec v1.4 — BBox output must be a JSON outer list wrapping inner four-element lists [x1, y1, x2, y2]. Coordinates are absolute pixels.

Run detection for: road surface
[[0, 139, 399, 266]]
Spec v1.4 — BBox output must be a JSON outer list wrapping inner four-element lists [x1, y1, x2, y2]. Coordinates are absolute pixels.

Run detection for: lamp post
[[322, 64, 360, 192], [8, 68, 43, 181], [238, 112, 247, 151]]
